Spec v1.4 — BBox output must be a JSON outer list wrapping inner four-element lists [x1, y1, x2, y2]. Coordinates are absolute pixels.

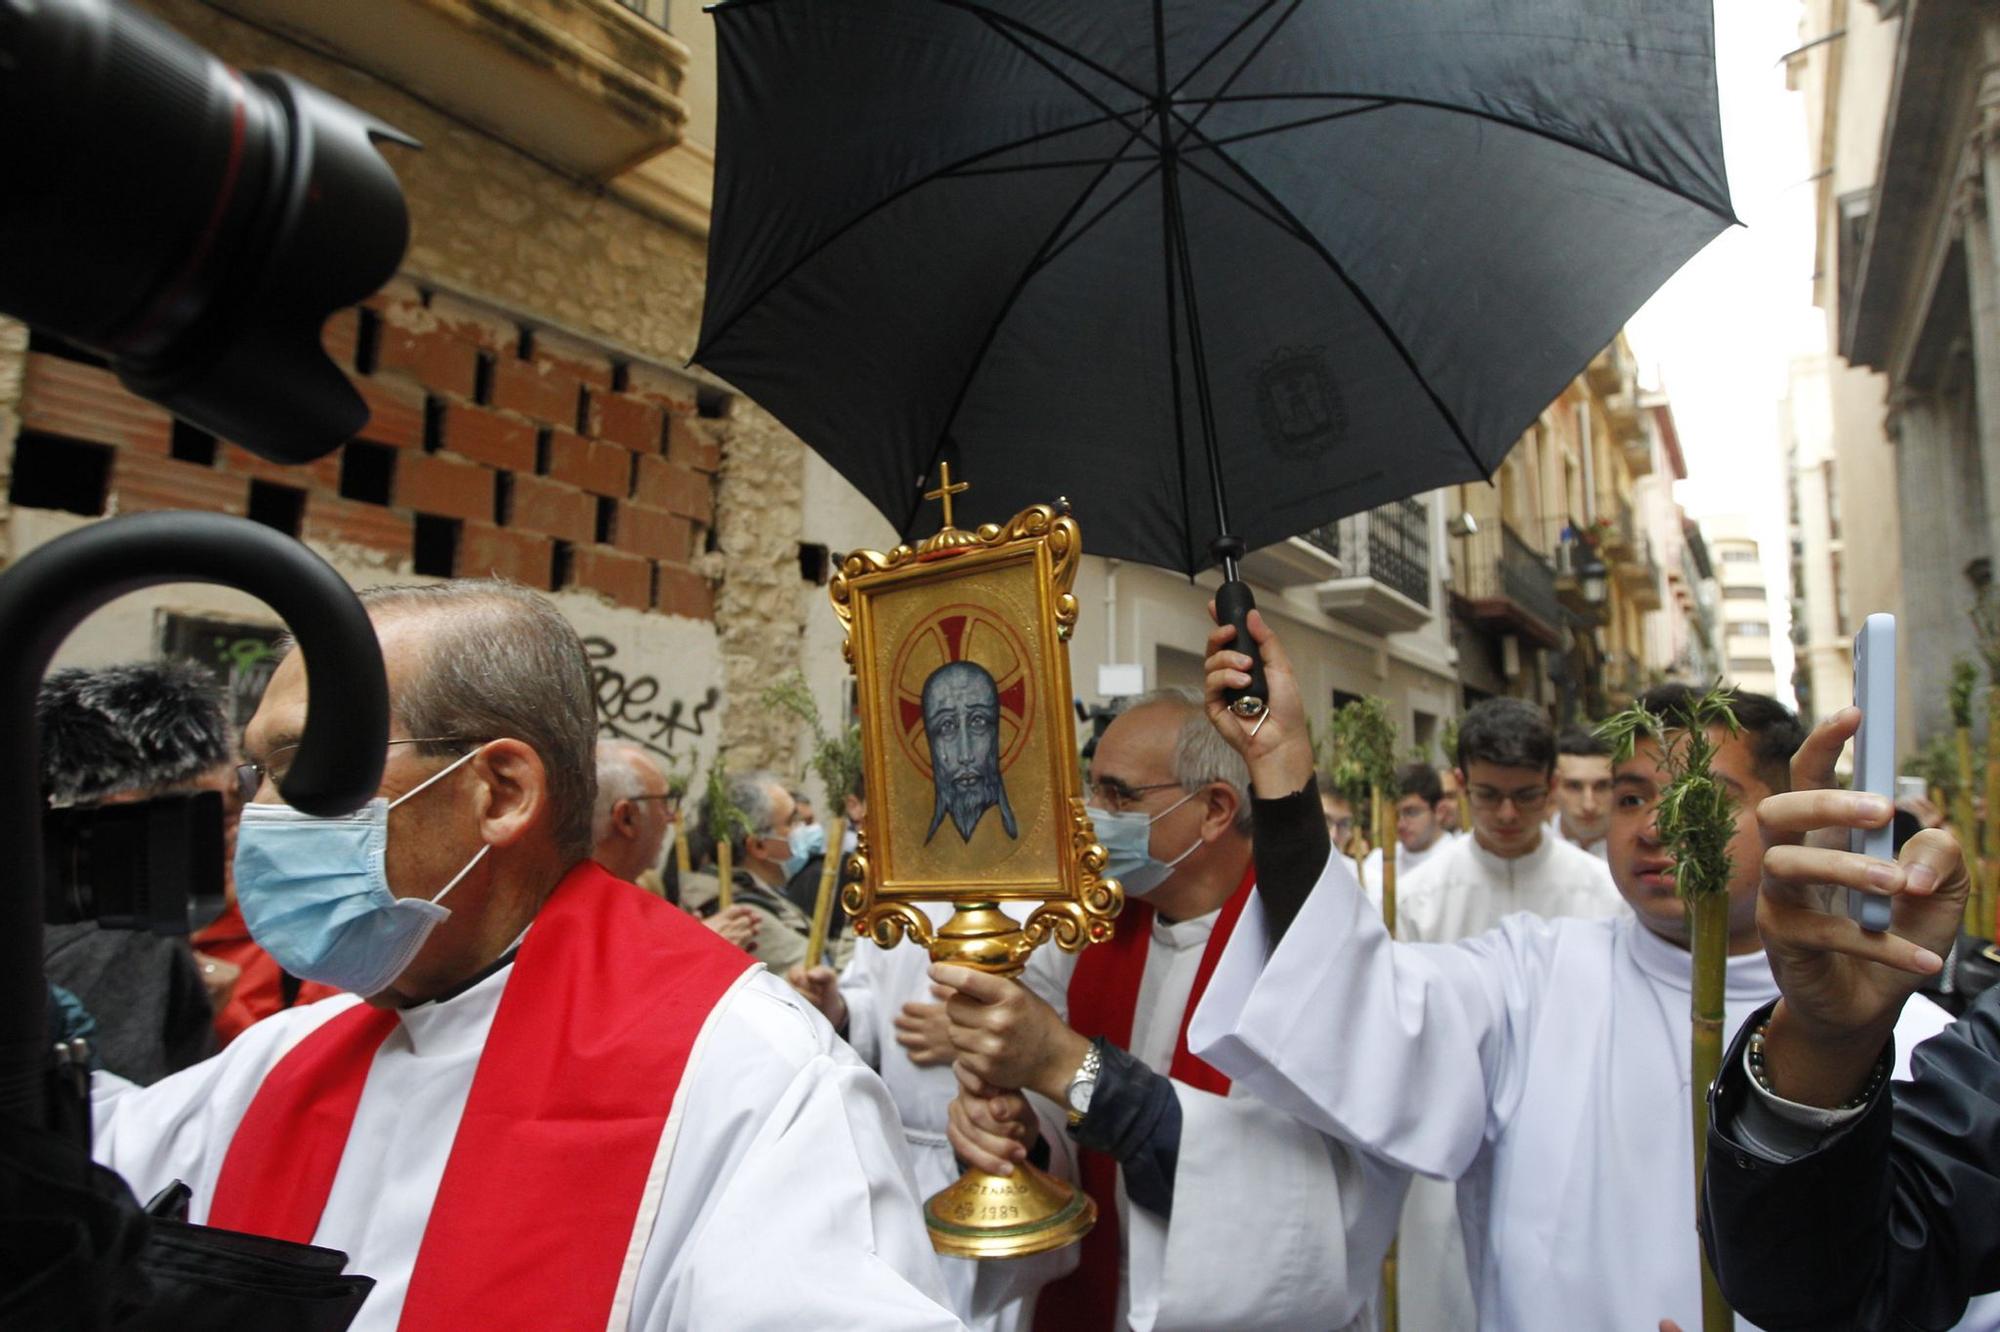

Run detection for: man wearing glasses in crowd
[[1395, 697, 1622, 944]]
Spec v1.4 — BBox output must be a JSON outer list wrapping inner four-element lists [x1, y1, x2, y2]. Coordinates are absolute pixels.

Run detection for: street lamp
[[1577, 546, 1609, 608]]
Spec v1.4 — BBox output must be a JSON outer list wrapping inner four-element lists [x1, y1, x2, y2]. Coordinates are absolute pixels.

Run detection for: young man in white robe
[[1548, 725, 1614, 860], [1187, 615, 1960, 1332], [935, 688, 1404, 1332], [90, 580, 960, 1332], [1359, 762, 1453, 904], [1395, 696, 1622, 944], [1376, 697, 1624, 1329]]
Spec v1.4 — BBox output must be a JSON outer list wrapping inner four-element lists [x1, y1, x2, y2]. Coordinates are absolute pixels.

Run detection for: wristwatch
[[1065, 1040, 1102, 1127]]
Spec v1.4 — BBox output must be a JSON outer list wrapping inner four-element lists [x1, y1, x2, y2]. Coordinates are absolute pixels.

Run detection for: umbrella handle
[[1214, 579, 1269, 718]]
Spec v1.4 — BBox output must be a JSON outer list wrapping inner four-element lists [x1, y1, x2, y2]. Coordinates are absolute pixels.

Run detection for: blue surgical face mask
[[234, 748, 491, 996], [1087, 790, 1202, 898], [783, 821, 826, 880]]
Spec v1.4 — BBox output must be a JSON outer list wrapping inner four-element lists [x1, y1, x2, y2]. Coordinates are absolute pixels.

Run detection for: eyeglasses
[[1466, 783, 1551, 813], [1088, 777, 1183, 813], [237, 736, 483, 797]]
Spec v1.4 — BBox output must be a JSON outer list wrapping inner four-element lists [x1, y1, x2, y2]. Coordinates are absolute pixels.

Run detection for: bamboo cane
[[1376, 787, 1401, 1332], [1689, 889, 1732, 1331], [804, 815, 846, 969], [716, 841, 734, 911], [1957, 725, 1981, 934], [1984, 712, 1999, 937], [674, 822, 692, 879]]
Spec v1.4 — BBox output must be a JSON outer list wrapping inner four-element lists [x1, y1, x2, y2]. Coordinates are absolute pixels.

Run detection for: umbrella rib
[[1166, 107, 1495, 481], [1165, 0, 1285, 99], [694, 109, 1143, 361], [1169, 0, 1307, 149], [969, 14, 1157, 150], [1172, 154, 1316, 249], [1172, 92, 1737, 224], [927, 0, 1153, 103], [899, 114, 1166, 541], [1029, 162, 1162, 278], [1183, 100, 1394, 154]]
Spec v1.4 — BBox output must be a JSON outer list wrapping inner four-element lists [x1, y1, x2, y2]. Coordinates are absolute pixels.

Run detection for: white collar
[[1620, 913, 1779, 1003]]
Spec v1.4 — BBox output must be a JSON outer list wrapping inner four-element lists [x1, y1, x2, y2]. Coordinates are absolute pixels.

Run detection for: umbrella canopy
[[696, 0, 1734, 574]]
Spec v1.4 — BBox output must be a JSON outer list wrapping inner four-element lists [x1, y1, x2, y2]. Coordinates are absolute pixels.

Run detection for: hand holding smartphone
[[1846, 613, 1896, 931]]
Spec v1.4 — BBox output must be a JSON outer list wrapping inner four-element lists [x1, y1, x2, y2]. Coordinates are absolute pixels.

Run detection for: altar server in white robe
[[1188, 616, 1963, 1332], [937, 688, 1405, 1332], [91, 580, 960, 1332], [1548, 725, 1614, 861], [1394, 696, 1622, 945], [1358, 762, 1453, 904], [1376, 696, 1623, 1330], [790, 901, 1036, 1332]]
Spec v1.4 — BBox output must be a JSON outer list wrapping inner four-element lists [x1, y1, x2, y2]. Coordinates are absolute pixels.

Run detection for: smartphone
[[1847, 614, 1896, 931]]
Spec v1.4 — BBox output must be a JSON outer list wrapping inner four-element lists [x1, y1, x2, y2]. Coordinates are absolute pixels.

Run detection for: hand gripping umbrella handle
[[0, 513, 389, 1127], [1214, 578, 1268, 719]]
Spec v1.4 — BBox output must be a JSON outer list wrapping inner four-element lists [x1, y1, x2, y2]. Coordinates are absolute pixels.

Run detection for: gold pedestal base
[[924, 1162, 1096, 1259]]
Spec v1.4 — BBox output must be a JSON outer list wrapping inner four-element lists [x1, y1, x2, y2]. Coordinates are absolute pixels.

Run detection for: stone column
[[1891, 386, 1987, 743], [1968, 72, 2000, 572], [709, 400, 807, 770]]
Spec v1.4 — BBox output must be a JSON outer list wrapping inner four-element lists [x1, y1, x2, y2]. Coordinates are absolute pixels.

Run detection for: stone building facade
[[1807, 0, 2000, 749]]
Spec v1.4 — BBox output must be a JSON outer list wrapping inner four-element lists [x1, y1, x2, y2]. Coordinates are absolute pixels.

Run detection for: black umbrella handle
[[0, 513, 388, 1128], [1214, 578, 1268, 719]]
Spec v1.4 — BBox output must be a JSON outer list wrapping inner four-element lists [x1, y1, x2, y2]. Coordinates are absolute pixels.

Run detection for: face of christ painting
[[922, 660, 1018, 844]]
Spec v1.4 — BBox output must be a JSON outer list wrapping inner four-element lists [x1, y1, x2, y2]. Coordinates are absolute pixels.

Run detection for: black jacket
[[1700, 988, 2000, 1330]]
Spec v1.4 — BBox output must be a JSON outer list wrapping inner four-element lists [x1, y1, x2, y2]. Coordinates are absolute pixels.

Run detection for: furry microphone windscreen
[[37, 660, 231, 804]]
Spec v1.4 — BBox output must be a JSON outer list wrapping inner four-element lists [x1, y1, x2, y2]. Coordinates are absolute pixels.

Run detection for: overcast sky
[[1625, 1, 1817, 701]]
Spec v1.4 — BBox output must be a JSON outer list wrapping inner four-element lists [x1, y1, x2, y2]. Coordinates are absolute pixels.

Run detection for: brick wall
[[5, 283, 722, 619]]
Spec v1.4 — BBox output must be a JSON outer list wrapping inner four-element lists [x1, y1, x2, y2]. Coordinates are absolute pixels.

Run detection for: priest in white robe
[[1188, 616, 1963, 1332], [937, 689, 1404, 1332], [91, 580, 959, 1332]]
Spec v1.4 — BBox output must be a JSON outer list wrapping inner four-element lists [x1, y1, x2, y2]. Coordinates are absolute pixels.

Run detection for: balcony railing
[[612, 0, 670, 28], [1313, 499, 1434, 632], [1319, 501, 1432, 608], [1453, 521, 1562, 647]]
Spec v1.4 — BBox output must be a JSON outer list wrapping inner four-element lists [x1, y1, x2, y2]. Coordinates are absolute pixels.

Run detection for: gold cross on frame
[[924, 461, 970, 530]]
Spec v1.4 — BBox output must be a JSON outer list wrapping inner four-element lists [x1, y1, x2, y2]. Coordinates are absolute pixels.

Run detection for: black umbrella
[[695, 0, 1734, 704]]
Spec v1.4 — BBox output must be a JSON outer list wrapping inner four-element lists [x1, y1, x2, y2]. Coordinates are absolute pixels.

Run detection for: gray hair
[[592, 740, 658, 843], [703, 767, 788, 856], [1115, 687, 1252, 832], [358, 580, 599, 863]]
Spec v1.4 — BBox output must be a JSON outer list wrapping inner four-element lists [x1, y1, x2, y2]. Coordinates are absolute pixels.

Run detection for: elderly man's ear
[[1200, 781, 1241, 840], [467, 740, 547, 847]]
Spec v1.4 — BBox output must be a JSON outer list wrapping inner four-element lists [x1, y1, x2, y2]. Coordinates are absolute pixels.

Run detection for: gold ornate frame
[[829, 501, 1119, 969]]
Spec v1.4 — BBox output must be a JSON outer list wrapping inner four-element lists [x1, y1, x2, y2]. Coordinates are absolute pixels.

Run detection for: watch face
[[1067, 1078, 1094, 1113]]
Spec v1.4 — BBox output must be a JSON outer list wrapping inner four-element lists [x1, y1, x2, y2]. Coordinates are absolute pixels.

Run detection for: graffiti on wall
[[159, 614, 285, 730], [582, 635, 719, 761]]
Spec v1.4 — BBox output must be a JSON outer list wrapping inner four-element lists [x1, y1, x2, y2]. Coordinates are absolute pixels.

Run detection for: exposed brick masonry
[[4, 284, 720, 619]]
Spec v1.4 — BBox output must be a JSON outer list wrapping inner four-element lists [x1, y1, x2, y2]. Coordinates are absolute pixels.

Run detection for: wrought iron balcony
[[1313, 499, 1434, 632], [1616, 531, 1663, 610], [1452, 521, 1562, 648]]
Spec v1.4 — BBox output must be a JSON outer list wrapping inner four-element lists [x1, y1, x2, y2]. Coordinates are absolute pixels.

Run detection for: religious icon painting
[[830, 498, 1119, 960]]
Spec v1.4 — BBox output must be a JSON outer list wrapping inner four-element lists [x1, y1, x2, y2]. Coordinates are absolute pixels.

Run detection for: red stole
[[1034, 864, 1254, 1332], [207, 861, 756, 1330]]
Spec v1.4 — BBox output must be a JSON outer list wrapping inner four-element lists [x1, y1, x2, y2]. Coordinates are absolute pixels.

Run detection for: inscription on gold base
[[924, 1162, 1096, 1260]]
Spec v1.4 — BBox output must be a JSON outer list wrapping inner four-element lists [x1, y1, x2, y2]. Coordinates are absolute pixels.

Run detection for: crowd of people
[[36, 578, 2000, 1330]]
